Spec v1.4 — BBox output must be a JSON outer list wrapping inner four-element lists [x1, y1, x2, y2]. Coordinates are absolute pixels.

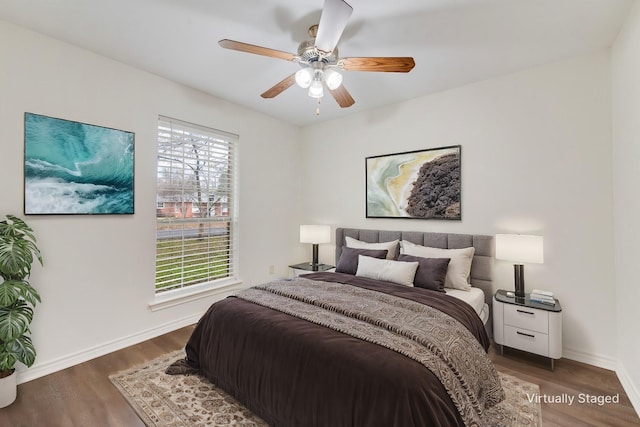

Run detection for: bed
[[182, 227, 503, 426]]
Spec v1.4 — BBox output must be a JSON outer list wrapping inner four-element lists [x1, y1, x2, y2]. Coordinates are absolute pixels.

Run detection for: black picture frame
[[365, 145, 461, 220]]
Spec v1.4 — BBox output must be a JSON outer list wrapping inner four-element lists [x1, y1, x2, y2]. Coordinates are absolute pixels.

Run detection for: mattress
[[445, 286, 488, 322], [479, 303, 489, 324]]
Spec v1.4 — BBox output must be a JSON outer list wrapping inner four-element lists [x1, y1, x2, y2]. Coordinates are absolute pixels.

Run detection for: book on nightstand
[[530, 289, 556, 306]]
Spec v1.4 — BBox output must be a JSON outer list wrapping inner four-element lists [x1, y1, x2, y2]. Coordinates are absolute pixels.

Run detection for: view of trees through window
[[155, 116, 237, 293]]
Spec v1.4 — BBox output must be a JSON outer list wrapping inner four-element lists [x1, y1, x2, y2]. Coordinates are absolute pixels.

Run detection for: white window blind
[[156, 116, 238, 293]]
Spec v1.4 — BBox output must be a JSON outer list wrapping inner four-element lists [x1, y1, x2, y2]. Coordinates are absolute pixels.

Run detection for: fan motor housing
[[297, 39, 338, 65]]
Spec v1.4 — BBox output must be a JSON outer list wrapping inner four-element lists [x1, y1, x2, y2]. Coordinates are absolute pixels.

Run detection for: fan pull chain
[[316, 98, 321, 116]]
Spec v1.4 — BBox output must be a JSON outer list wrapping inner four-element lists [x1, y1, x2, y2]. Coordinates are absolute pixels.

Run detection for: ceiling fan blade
[[328, 84, 355, 108], [261, 74, 297, 99], [219, 39, 298, 62], [339, 57, 416, 73], [315, 0, 353, 53]]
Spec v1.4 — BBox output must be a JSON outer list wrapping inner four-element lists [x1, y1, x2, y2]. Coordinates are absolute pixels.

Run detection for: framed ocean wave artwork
[[24, 113, 135, 215], [366, 145, 461, 220]]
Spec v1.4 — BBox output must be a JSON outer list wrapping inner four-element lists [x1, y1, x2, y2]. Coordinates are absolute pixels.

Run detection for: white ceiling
[[0, 0, 633, 126]]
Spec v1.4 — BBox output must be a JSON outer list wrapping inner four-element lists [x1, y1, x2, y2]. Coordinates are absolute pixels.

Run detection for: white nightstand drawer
[[504, 325, 549, 357], [504, 304, 548, 333]]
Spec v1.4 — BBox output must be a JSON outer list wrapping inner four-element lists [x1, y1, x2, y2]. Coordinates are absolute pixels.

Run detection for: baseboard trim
[[16, 313, 201, 385], [617, 363, 640, 417], [562, 347, 617, 371]]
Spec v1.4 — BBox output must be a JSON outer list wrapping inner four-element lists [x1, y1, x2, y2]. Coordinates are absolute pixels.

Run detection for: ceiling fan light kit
[[308, 77, 324, 98], [295, 68, 313, 88], [219, 0, 415, 114], [323, 68, 343, 90], [295, 66, 343, 95]]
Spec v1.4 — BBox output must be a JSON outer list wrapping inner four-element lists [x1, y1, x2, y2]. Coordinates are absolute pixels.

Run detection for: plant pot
[[0, 370, 17, 408]]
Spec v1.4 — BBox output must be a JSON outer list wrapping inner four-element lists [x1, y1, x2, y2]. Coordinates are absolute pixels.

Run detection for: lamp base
[[514, 264, 525, 298], [311, 243, 319, 271]]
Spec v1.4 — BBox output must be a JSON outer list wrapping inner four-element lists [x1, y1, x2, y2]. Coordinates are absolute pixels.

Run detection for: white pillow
[[355, 255, 419, 287], [345, 236, 399, 260], [400, 240, 475, 291]]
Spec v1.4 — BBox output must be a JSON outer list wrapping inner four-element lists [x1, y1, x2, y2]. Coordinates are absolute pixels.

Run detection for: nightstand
[[493, 289, 562, 369], [289, 262, 335, 278]]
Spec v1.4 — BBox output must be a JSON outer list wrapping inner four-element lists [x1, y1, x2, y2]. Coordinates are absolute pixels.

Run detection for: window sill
[[149, 279, 244, 312]]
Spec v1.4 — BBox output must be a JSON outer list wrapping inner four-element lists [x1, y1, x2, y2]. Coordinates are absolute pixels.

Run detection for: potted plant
[[0, 215, 43, 408]]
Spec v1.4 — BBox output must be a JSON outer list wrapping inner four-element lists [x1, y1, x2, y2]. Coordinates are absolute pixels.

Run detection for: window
[[156, 116, 238, 294]]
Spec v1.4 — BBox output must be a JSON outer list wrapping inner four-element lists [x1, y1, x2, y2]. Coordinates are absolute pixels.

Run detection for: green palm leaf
[[0, 335, 36, 368], [0, 347, 17, 373], [0, 215, 42, 279], [0, 280, 41, 306], [0, 280, 21, 306], [0, 301, 33, 341], [0, 239, 34, 278]]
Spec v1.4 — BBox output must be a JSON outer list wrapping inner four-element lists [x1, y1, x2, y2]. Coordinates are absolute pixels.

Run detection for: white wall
[[0, 20, 301, 382], [300, 51, 616, 368], [3, 12, 637, 409], [612, 1, 640, 413]]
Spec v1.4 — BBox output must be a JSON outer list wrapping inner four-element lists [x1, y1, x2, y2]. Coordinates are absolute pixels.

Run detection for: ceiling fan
[[219, 0, 415, 113]]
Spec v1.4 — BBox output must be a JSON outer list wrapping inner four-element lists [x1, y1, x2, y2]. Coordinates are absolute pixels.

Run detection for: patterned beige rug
[[109, 350, 541, 427]]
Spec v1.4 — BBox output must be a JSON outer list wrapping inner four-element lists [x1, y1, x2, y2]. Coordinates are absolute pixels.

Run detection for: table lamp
[[300, 225, 331, 270], [495, 234, 544, 298]]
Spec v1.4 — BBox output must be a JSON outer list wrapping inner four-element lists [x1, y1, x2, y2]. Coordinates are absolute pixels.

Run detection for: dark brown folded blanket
[[165, 357, 198, 376]]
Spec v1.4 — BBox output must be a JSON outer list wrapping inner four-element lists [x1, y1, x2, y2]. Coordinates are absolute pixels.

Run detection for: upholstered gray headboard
[[335, 227, 494, 308]]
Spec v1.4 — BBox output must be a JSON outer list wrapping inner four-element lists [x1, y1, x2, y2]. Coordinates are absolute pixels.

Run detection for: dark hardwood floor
[[489, 345, 640, 427], [0, 325, 195, 427], [1, 325, 639, 426]]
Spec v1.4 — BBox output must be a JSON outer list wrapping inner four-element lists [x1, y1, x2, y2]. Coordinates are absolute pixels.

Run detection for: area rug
[[109, 350, 542, 427]]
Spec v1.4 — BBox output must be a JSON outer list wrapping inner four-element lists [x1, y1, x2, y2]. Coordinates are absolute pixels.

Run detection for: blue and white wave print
[[24, 113, 134, 214]]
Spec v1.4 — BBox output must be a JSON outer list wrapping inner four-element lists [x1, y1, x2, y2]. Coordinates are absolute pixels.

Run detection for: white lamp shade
[[308, 79, 324, 98], [295, 68, 313, 88], [300, 225, 331, 244], [323, 68, 343, 90], [495, 234, 544, 264]]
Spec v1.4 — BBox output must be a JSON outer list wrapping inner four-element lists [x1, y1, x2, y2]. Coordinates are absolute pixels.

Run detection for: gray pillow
[[336, 247, 388, 275], [397, 254, 450, 292]]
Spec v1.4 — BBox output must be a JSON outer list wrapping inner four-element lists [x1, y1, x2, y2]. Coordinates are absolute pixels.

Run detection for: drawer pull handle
[[516, 309, 535, 315], [517, 331, 535, 338]]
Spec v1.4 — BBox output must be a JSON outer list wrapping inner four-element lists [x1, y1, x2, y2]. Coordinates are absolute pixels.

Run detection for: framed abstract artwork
[[366, 145, 461, 220], [24, 113, 135, 215]]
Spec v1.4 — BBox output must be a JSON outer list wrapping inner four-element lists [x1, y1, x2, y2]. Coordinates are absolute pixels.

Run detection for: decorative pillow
[[345, 236, 399, 260], [355, 255, 419, 287], [335, 247, 388, 275], [400, 240, 475, 291], [397, 254, 450, 292]]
